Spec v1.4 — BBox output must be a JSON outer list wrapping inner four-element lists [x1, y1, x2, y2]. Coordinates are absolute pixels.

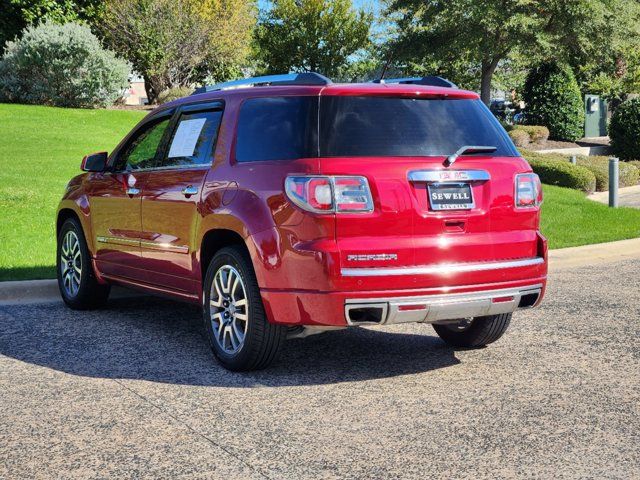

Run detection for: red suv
[[57, 73, 547, 371]]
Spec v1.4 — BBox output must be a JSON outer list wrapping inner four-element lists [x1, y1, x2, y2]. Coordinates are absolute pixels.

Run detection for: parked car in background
[[56, 73, 547, 371]]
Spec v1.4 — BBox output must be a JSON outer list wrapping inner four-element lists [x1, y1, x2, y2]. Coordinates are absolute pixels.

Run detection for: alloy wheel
[[60, 230, 82, 297], [209, 265, 249, 355]]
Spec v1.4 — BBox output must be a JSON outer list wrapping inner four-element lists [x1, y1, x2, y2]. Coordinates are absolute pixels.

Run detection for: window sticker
[[168, 118, 207, 158]]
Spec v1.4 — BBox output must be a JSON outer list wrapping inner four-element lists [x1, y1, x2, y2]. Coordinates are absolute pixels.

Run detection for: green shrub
[[509, 125, 550, 146], [522, 150, 596, 193], [519, 125, 550, 143], [157, 86, 194, 104], [609, 98, 640, 160], [0, 21, 130, 108], [575, 155, 640, 190], [523, 63, 585, 142], [509, 129, 530, 147], [627, 160, 640, 174]]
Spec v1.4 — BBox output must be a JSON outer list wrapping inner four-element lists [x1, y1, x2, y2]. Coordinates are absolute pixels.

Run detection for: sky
[[258, 0, 383, 15]]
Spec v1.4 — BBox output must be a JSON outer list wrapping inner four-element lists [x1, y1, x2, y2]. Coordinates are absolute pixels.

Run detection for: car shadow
[[0, 295, 460, 387]]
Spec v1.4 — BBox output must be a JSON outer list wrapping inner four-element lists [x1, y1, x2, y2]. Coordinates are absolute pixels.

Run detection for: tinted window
[[320, 97, 518, 157], [160, 110, 223, 168], [118, 117, 171, 170], [236, 97, 317, 162]]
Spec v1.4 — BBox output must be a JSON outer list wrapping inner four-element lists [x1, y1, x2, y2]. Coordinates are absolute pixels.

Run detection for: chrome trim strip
[[96, 236, 139, 246], [345, 284, 543, 326], [341, 257, 545, 277], [96, 236, 188, 253], [408, 170, 491, 183], [140, 240, 189, 254]]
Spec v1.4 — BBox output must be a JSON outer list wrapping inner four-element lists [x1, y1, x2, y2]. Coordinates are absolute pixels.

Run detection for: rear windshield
[[235, 95, 517, 162], [319, 96, 518, 157]]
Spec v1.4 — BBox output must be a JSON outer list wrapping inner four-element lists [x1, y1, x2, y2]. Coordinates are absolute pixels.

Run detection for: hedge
[[575, 155, 640, 191], [521, 150, 640, 193], [522, 151, 596, 193], [628, 160, 640, 171]]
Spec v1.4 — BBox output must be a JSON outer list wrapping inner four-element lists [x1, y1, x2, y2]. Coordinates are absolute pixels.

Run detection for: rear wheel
[[432, 313, 512, 348], [203, 246, 287, 371], [57, 218, 110, 309]]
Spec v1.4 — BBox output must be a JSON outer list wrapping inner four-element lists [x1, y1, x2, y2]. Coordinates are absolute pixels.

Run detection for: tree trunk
[[480, 59, 499, 106]]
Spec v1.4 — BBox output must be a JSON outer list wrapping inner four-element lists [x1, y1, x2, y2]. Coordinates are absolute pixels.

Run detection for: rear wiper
[[444, 145, 497, 167]]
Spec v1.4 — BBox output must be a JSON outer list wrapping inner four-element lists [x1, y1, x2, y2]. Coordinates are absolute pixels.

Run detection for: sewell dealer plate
[[427, 183, 474, 210]]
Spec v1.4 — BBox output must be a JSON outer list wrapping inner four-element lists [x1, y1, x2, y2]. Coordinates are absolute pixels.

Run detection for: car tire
[[432, 313, 512, 348], [203, 246, 287, 371], [56, 218, 110, 310]]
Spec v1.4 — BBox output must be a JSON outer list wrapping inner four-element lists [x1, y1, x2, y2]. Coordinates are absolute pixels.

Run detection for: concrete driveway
[[1, 259, 639, 479]]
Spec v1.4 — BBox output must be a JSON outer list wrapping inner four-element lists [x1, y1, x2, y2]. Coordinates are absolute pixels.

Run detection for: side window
[[236, 97, 317, 162], [159, 110, 223, 168], [117, 117, 171, 171]]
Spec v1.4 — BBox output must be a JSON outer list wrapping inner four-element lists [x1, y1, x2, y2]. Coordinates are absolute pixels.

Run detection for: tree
[[102, 0, 255, 102], [0, 0, 104, 51], [385, 0, 640, 105], [254, 0, 373, 78]]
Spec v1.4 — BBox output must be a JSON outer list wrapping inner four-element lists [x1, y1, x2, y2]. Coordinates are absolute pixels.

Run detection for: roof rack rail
[[373, 76, 457, 88], [193, 72, 332, 94]]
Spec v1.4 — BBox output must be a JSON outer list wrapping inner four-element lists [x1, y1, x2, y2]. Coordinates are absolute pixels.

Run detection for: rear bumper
[[344, 283, 542, 326], [260, 275, 547, 327]]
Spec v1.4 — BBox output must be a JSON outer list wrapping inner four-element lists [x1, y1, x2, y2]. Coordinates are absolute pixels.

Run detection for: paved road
[[1, 260, 639, 479]]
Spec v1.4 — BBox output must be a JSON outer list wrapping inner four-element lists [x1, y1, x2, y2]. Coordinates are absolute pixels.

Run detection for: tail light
[[515, 173, 543, 208], [285, 176, 373, 213]]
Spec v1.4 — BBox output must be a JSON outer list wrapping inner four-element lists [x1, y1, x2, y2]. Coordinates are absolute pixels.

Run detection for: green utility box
[[584, 94, 608, 137]]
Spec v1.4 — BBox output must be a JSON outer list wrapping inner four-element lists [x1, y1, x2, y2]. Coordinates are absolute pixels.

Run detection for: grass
[[540, 184, 640, 249], [0, 103, 639, 281], [0, 104, 146, 281]]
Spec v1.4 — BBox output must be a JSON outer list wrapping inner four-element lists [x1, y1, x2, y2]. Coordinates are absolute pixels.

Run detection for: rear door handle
[[126, 187, 140, 196], [182, 186, 198, 197]]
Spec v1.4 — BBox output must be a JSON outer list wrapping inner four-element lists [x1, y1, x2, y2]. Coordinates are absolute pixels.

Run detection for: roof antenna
[[375, 47, 395, 84]]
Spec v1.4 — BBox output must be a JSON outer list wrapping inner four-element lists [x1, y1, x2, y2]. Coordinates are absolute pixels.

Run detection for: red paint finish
[[57, 81, 547, 325]]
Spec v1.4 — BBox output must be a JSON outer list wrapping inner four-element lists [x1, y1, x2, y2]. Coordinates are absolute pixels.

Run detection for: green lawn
[[540, 184, 640, 249], [0, 103, 639, 281], [0, 104, 146, 281]]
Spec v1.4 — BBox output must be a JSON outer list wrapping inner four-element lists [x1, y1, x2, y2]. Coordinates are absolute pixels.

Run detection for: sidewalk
[[2, 237, 640, 305], [588, 185, 640, 209]]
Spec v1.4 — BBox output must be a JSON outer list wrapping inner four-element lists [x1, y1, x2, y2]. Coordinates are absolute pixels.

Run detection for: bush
[[575, 156, 640, 191], [519, 125, 550, 143], [509, 125, 550, 147], [157, 87, 194, 104], [0, 21, 130, 108], [609, 98, 640, 160], [509, 129, 530, 148], [627, 160, 640, 174], [521, 151, 596, 193], [523, 63, 585, 142]]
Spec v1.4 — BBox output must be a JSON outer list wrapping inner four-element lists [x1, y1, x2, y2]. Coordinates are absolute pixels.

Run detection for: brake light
[[285, 176, 373, 213], [515, 173, 543, 208]]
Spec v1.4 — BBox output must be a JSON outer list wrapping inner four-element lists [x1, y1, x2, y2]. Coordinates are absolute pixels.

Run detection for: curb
[[2, 238, 639, 305], [548, 237, 640, 270]]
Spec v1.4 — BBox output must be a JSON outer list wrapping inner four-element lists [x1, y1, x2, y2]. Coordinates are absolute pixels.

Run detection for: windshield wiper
[[444, 145, 497, 167]]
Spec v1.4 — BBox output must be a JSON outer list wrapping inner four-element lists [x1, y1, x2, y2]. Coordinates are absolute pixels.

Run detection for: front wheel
[[203, 246, 287, 371], [56, 218, 110, 309], [432, 313, 512, 348]]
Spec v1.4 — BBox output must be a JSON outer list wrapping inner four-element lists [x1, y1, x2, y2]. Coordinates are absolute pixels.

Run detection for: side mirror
[[81, 152, 108, 172]]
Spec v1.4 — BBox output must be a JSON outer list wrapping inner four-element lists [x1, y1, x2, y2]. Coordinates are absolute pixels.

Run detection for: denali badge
[[347, 254, 398, 261]]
